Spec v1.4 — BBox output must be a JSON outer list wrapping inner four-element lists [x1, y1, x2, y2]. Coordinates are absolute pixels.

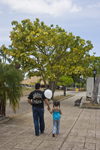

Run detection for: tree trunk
[[0, 97, 6, 116], [49, 80, 54, 99], [42, 74, 48, 89], [49, 78, 58, 99], [91, 75, 100, 104], [63, 86, 66, 96]]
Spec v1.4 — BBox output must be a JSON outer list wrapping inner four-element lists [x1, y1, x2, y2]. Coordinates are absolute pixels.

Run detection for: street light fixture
[[93, 68, 97, 85]]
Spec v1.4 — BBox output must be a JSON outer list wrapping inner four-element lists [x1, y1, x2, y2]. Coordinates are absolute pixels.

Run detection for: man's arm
[[44, 99, 50, 110], [27, 99, 32, 105], [49, 108, 53, 114]]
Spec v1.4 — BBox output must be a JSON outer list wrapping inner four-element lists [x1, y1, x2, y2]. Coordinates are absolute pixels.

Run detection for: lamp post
[[93, 68, 97, 85]]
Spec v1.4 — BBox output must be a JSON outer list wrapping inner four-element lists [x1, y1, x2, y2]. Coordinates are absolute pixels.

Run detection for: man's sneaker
[[41, 131, 44, 134], [35, 134, 39, 136], [52, 134, 55, 137]]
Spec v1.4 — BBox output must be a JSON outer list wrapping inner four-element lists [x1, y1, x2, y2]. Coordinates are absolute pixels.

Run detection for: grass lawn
[[22, 87, 45, 95], [53, 95, 74, 101], [22, 87, 35, 95], [22, 87, 73, 101]]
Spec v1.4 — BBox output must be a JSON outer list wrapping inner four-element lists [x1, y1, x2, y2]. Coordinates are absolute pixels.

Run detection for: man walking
[[27, 83, 50, 136]]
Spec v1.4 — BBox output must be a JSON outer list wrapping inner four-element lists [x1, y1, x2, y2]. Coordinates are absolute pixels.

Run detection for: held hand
[[47, 106, 50, 111]]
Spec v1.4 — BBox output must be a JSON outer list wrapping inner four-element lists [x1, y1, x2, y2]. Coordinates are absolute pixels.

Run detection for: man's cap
[[35, 83, 40, 89]]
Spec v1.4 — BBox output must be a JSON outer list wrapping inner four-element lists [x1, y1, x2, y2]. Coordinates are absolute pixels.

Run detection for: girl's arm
[[60, 108, 62, 115], [49, 108, 53, 114]]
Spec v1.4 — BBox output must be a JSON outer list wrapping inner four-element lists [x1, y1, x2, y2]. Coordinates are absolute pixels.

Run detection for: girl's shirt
[[53, 108, 61, 120]]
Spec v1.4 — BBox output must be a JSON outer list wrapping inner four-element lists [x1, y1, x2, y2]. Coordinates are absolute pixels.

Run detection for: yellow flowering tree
[[2, 18, 94, 98]]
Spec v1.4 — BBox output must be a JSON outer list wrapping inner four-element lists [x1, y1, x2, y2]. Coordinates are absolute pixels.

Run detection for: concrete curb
[[49, 95, 75, 104], [0, 116, 9, 124]]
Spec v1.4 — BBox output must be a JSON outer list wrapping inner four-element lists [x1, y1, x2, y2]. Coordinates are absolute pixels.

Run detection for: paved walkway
[[0, 93, 100, 150]]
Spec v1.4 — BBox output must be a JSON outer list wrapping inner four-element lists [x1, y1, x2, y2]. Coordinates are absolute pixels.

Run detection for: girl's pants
[[52, 119, 60, 134]]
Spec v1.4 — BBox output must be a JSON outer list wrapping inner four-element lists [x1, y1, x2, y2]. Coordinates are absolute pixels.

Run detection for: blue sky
[[0, 0, 100, 56]]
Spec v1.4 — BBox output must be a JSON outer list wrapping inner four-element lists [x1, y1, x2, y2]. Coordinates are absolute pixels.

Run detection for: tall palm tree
[[0, 50, 23, 116], [0, 48, 11, 64]]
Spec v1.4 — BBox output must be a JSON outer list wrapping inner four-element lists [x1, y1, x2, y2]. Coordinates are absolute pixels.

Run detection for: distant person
[[27, 83, 50, 136], [49, 101, 62, 137]]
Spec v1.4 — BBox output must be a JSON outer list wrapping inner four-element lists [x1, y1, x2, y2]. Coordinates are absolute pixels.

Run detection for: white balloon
[[44, 89, 52, 99]]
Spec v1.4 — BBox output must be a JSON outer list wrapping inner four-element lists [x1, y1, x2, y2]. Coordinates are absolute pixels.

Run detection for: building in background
[[21, 76, 47, 87]]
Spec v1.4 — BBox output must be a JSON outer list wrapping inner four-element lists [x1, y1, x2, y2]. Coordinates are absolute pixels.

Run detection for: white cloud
[[0, 0, 82, 17], [0, 9, 2, 14], [87, 2, 100, 8], [70, 5, 81, 13]]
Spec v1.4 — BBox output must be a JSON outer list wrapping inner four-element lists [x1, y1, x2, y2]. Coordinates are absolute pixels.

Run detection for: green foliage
[[0, 62, 24, 112], [1, 18, 94, 94], [92, 56, 100, 76], [57, 76, 73, 86], [76, 82, 82, 87], [0, 47, 11, 63]]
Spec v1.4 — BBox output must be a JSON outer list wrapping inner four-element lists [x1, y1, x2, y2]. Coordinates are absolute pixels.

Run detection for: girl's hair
[[53, 101, 60, 108]]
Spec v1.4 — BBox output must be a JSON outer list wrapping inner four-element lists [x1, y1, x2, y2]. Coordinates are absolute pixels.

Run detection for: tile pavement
[[0, 93, 100, 150]]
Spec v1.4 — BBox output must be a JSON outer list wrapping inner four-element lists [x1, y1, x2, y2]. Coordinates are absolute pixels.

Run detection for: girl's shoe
[[52, 134, 55, 137]]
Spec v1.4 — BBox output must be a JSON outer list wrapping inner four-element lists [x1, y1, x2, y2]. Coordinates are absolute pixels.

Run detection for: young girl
[[49, 101, 62, 137]]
